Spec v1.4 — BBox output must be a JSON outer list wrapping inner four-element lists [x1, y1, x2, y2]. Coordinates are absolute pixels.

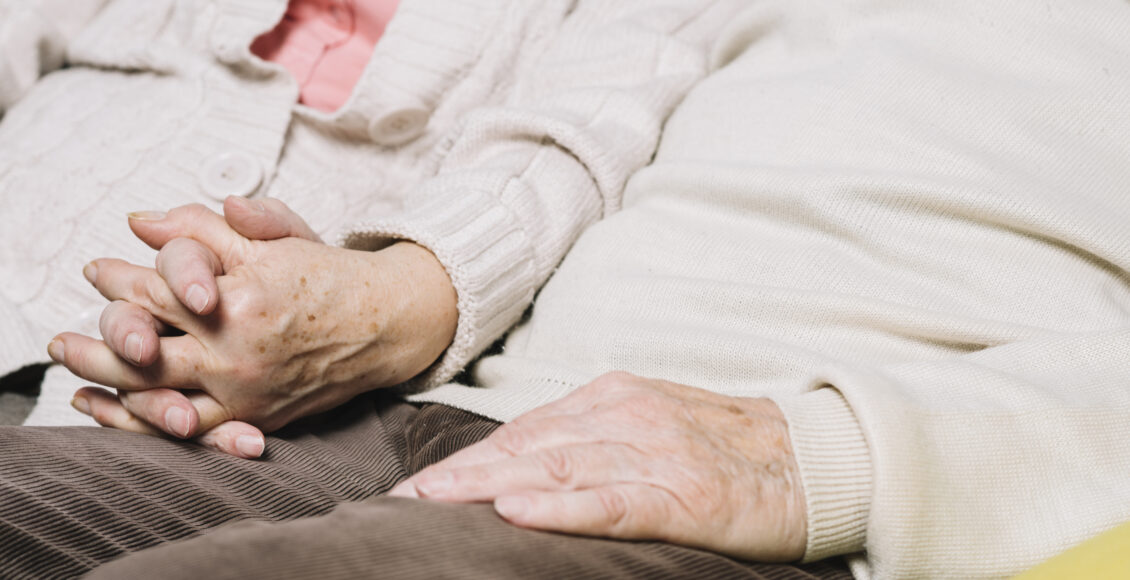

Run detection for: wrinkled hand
[[389, 372, 808, 562], [67, 197, 323, 457], [51, 200, 458, 452]]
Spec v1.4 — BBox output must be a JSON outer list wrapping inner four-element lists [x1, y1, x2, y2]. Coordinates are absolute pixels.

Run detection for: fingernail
[[228, 195, 264, 212], [185, 284, 210, 314], [415, 471, 454, 497], [125, 333, 144, 364], [127, 210, 167, 221], [71, 396, 91, 416], [47, 338, 64, 362], [82, 262, 98, 285], [236, 436, 265, 458], [495, 496, 529, 519], [164, 407, 191, 438]]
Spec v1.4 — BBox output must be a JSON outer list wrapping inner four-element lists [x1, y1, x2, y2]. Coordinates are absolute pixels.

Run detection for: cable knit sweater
[[0, 0, 575, 420], [4, 0, 1130, 578], [344, 0, 1130, 577]]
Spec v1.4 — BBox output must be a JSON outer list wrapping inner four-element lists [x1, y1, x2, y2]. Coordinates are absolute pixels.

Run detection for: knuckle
[[173, 203, 210, 221], [220, 285, 259, 317], [61, 341, 91, 373], [590, 371, 636, 389], [118, 395, 151, 423], [606, 370, 638, 382], [596, 487, 631, 530], [121, 390, 157, 415], [89, 401, 118, 428], [489, 424, 529, 456], [537, 449, 575, 486], [626, 393, 670, 416], [143, 276, 176, 313], [134, 365, 164, 390], [587, 372, 654, 401], [98, 302, 128, 338]]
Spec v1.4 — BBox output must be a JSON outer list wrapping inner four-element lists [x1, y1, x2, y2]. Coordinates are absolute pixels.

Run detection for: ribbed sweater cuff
[[341, 188, 537, 391], [775, 387, 872, 562]]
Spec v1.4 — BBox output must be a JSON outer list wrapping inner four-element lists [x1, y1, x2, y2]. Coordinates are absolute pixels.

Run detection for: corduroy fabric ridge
[[0, 398, 850, 580]]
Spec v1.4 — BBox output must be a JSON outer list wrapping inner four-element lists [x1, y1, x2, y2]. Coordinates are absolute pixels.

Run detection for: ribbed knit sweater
[[4, 1, 1130, 578], [0, 0, 575, 421], [342, 0, 1130, 578]]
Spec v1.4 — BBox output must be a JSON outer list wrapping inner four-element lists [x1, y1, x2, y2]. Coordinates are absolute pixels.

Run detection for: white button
[[198, 152, 263, 200], [368, 107, 429, 146]]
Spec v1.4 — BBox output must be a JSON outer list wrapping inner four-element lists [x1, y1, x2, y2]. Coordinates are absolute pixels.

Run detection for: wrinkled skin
[[390, 372, 809, 562], [51, 202, 458, 449], [52, 203, 810, 561]]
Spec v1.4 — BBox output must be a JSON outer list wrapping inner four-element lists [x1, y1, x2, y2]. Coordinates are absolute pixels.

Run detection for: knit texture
[[343, 0, 748, 391], [0, 0, 565, 423], [5, 0, 1130, 577], [0, 398, 854, 580], [360, 0, 1126, 577]]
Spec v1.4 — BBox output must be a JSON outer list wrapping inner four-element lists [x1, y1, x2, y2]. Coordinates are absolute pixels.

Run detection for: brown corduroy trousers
[[0, 393, 852, 580]]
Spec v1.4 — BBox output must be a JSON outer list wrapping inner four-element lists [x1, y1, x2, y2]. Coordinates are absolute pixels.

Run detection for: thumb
[[127, 203, 249, 268], [223, 196, 322, 243]]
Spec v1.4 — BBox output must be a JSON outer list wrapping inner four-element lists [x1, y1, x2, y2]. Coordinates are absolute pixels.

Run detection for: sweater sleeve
[[0, 0, 111, 115], [779, 327, 1130, 578], [343, 0, 749, 390]]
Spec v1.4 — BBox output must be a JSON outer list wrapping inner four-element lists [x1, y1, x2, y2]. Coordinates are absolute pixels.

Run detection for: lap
[[0, 395, 438, 578], [0, 396, 850, 579], [90, 498, 851, 580]]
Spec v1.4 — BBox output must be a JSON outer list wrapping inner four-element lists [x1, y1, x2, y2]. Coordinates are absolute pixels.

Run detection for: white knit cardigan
[[0, 0, 584, 422], [5, 0, 1130, 578], [346, 0, 1130, 577], [0, 0, 593, 377]]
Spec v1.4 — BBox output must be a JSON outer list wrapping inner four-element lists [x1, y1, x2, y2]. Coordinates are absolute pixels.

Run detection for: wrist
[[369, 241, 458, 383]]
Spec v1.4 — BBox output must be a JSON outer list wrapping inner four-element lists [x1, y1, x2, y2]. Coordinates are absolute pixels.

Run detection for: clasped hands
[[49, 197, 809, 562], [51, 197, 459, 456]]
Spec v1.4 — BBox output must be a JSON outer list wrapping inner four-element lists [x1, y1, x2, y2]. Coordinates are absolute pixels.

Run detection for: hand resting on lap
[[50, 199, 458, 456], [390, 371, 809, 562], [47, 203, 811, 561]]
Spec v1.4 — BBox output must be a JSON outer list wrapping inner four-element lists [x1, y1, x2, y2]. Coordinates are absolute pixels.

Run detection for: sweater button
[[368, 107, 429, 146], [198, 152, 263, 200]]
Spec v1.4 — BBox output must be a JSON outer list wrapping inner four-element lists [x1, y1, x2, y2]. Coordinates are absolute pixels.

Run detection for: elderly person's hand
[[62, 197, 325, 457], [49, 200, 458, 452], [389, 372, 809, 562]]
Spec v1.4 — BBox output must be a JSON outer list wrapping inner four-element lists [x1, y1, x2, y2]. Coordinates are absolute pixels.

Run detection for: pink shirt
[[252, 0, 400, 112]]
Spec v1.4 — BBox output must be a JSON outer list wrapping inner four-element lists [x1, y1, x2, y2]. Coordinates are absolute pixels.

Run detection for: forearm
[[344, 0, 753, 390], [361, 241, 458, 386]]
